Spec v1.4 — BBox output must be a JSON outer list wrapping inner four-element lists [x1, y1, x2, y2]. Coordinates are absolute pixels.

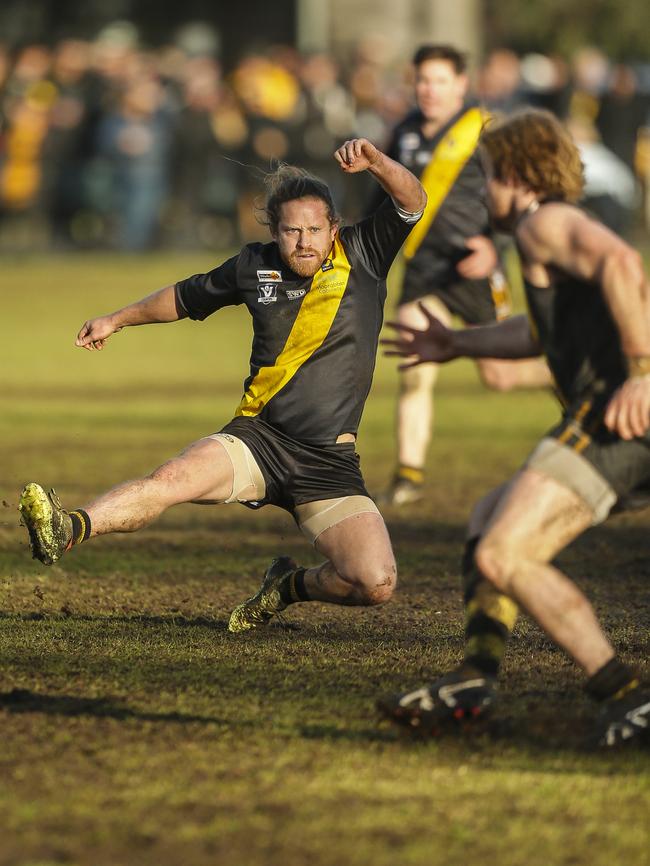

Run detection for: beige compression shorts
[[206, 432, 380, 543], [525, 437, 617, 525], [294, 495, 380, 545]]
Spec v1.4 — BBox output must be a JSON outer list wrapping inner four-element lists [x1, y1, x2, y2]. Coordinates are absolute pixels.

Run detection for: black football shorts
[[217, 416, 370, 513]]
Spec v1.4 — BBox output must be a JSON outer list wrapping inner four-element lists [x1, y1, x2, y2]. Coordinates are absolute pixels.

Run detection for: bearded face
[[273, 197, 338, 278]]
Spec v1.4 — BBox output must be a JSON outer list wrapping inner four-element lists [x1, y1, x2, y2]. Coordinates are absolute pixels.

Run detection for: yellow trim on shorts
[[557, 399, 593, 449], [236, 236, 351, 417], [489, 273, 513, 322]]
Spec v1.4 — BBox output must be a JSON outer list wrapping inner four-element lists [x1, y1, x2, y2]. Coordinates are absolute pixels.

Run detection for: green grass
[[1, 253, 648, 866]]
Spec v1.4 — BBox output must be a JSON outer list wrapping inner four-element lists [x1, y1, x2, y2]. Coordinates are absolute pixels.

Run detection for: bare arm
[[520, 206, 650, 356], [519, 205, 650, 438], [75, 284, 186, 351], [382, 307, 540, 369], [334, 138, 427, 215]]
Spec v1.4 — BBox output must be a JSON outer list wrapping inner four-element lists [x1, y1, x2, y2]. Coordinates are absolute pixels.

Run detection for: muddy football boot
[[378, 665, 496, 734], [591, 687, 650, 749], [19, 482, 73, 565], [377, 476, 424, 507], [228, 556, 297, 633]]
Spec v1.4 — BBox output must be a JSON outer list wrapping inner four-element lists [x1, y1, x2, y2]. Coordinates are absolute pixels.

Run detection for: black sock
[[461, 536, 518, 678], [396, 465, 424, 485], [68, 509, 92, 546], [586, 657, 639, 703], [278, 567, 310, 605]]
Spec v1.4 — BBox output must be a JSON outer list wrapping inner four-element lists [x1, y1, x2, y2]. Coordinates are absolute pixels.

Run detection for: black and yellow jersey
[[175, 200, 418, 446], [368, 105, 489, 282], [524, 270, 626, 412]]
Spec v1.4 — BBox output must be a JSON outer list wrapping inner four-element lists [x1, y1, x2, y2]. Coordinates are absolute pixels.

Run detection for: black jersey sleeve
[[175, 254, 243, 321], [344, 198, 419, 279]]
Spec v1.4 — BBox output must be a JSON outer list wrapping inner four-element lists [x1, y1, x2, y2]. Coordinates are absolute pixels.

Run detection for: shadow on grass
[[0, 688, 226, 725], [0, 610, 229, 630], [301, 707, 650, 765]]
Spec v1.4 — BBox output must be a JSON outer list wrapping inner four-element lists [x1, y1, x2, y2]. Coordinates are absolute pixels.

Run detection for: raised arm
[[75, 284, 185, 351], [334, 138, 427, 215], [383, 306, 540, 369], [519, 206, 650, 438]]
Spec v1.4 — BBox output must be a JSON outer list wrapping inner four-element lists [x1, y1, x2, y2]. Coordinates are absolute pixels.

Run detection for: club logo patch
[[257, 269, 282, 282], [285, 288, 306, 300], [257, 284, 278, 304], [321, 259, 334, 272]]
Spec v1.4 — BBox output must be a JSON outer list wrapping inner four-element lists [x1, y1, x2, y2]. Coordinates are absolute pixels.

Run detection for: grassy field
[[1, 253, 648, 866]]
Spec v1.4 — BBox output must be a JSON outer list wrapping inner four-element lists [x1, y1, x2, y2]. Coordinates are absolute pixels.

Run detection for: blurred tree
[[484, 0, 650, 60]]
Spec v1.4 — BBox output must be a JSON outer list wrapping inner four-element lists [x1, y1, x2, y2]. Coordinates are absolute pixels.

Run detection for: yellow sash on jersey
[[236, 237, 351, 417], [403, 106, 486, 260]]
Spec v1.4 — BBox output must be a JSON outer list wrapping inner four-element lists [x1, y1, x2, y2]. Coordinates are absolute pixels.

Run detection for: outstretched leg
[[20, 437, 236, 564], [82, 438, 236, 536]]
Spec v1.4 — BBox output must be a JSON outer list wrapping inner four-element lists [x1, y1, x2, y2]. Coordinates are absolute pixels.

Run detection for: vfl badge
[[401, 132, 420, 151], [321, 259, 334, 272], [257, 269, 282, 282], [257, 284, 278, 304], [286, 288, 306, 300]]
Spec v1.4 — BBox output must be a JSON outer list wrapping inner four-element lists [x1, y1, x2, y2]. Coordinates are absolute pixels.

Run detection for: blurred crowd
[[1, 21, 650, 251]]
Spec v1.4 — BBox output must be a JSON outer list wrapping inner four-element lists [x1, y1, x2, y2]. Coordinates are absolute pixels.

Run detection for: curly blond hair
[[481, 109, 585, 203]]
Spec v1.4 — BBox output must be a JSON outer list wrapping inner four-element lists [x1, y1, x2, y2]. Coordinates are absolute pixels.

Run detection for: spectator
[[172, 57, 248, 247], [596, 64, 650, 174], [97, 73, 175, 250]]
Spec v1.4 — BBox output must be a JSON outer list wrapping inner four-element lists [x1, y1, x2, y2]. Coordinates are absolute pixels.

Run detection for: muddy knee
[[344, 562, 397, 605]]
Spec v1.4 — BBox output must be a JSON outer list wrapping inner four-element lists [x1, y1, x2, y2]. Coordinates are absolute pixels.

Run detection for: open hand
[[381, 302, 457, 369], [334, 138, 380, 173], [604, 376, 650, 439]]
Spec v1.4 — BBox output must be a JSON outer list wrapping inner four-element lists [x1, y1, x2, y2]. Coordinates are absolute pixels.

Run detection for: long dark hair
[[258, 164, 340, 233]]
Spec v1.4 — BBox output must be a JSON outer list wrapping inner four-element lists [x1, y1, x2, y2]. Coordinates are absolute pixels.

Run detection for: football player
[[20, 138, 426, 633], [374, 44, 550, 507], [380, 109, 650, 747]]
